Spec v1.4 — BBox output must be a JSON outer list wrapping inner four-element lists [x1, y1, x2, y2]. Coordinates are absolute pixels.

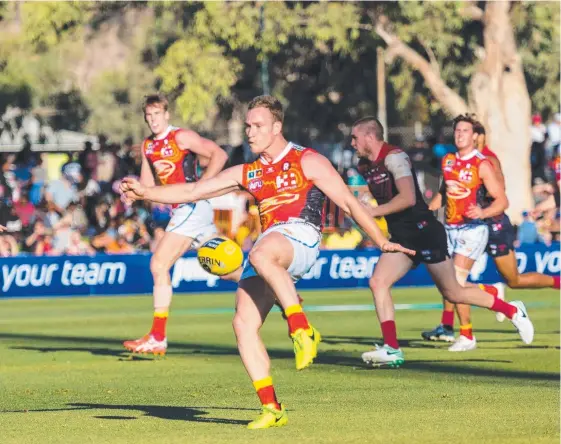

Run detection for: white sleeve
[[384, 152, 413, 180]]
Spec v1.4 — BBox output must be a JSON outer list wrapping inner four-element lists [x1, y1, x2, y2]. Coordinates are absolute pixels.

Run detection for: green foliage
[[512, 2, 560, 117], [155, 38, 241, 125], [84, 63, 156, 142], [20, 1, 93, 51], [0, 1, 558, 144]]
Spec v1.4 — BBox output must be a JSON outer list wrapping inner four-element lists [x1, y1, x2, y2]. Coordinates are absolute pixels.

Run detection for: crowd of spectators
[[0, 116, 559, 258]]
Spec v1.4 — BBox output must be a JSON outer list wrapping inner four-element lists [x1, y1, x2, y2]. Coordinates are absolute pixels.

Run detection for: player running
[[348, 116, 534, 367], [122, 94, 229, 356], [121, 95, 414, 429], [475, 123, 559, 321]]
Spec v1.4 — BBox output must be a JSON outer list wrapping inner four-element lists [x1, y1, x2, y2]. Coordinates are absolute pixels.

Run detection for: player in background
[[421, 115, 509, 352], [121, 95, 415, 429], [350, 117, 534, 367], [472, 124, 560, 323], [122, 94, 229, 356]]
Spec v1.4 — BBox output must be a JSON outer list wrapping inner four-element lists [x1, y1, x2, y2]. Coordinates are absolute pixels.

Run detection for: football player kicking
[[349, 116, 534, 367], [121, 95, 415, 429]]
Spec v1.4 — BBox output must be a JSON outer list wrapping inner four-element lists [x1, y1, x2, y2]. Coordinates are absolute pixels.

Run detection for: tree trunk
[[469, 1, 532, 224]]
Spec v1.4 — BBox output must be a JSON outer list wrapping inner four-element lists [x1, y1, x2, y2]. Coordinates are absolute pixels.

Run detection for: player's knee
[[504, 276, 521, 288], [150, 257, 170, 277], [232, 313, 259, 338], [369, 274, 392, 293], [248, 247, 271, 271]]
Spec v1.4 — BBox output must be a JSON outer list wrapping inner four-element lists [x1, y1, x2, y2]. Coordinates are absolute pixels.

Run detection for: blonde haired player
[[121, 95, 415, 429], [122, 94, 229, 356]]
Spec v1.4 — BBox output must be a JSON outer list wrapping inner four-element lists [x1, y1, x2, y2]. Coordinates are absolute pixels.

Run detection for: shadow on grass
[[2, 332, 293, 360], [3, 332, 558, 382], [8, 402, 256, 425]]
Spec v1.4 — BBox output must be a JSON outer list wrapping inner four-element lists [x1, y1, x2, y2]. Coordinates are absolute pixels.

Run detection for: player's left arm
[[366, 151, 416, 217], [467, 160, 509, 219], [488, 156, 505, 189], [302, 152, 415, 255], [175, 130, 228, 180], [121, 164, 243, 205]]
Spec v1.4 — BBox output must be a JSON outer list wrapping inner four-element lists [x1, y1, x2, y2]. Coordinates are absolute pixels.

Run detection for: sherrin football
[[197, 236, 244, 276]]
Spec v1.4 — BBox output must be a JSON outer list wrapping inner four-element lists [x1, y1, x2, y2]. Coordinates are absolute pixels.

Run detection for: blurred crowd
[[0, 115, 559, 257]]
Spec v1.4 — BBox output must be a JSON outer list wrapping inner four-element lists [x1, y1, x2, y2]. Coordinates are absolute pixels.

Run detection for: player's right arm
[[121, 164, 243, 205], [302, 152, 415, 255], [139, 147, 156, 187]]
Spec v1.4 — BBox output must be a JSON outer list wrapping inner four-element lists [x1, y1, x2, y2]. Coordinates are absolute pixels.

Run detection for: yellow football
[[197, 236, 244, 276]]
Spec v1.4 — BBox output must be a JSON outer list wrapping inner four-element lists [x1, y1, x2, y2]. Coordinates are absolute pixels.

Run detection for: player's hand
[[0, 224, 6, 232], [380, 241, 416, 256], [120, 177, 147, 203], [466, 204, 484, 219]]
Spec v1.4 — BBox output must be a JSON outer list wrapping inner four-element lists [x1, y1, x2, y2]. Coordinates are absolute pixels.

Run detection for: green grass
[[0, 287, 559, 444]]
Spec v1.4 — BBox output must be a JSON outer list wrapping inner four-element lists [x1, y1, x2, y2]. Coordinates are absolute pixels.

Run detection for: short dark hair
[[452, 113, 478, 131], [142, 94, 169, 113], [352, 116, 384, 141], [473, 121, 486, 136], [248, 95, 284, 123]]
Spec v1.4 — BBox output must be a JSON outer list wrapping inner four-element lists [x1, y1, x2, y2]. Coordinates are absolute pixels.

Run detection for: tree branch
[[372, 16, 468, 116], [418, 38, 440, 76], [461, 3, 484, 21]]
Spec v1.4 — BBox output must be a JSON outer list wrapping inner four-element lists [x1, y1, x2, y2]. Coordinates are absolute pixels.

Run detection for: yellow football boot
[[291, 325, 321, 370], [247, 403, 288, 429]]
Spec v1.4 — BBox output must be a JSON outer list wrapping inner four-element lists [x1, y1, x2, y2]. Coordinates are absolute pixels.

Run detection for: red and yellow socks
[[441, 310, 454, 328], [490, 296, 517, 320], [381, 320, 399, 349], [285, 304, 310, 335], [459, 323, 473, 340], [253, 376, 280, 410], [150, 310, 168, 341], [479, 284, 499, 298]]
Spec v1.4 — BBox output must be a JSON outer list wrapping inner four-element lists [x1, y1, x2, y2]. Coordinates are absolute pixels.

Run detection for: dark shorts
[[486, 214, 515, 258], [389, 218, 449, 266]]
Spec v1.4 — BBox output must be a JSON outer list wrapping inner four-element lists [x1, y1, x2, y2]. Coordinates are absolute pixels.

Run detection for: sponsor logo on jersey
[[459, 168, 474, 183], [266, 166, 275, 173], [145, 142, 154, 155], [248, 179, 263, 191], [282, 161, 291, 171], [445, 158, 455, 168], [445, 180, 471, 199], [153, 159, 176, 180], [276, 172, 298, 189], [260, 193, 300, 215], [161, 146, 174, 157], [247, 169, 263, 179]]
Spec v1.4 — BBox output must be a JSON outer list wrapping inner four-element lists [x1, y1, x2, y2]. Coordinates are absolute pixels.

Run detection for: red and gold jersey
[[142, 126, 198, 186], [241, 143, 326, 231], [442, 150, 489, 225]]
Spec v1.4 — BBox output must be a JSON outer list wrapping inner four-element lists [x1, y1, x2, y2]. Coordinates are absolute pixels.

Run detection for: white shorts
[[241, 222, 321, 283], [446, 224, 489, 260], [165, 200, 217, 242]]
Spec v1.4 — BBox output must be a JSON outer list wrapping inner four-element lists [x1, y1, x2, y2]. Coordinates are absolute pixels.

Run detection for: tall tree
[[368, 1, 559, 222]]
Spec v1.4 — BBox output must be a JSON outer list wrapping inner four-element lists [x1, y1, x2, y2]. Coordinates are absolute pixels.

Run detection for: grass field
[[1, 287, 559, 444]]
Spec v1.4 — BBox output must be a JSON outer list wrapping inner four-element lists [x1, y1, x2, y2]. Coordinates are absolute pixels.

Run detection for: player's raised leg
[[427, 258, 534, 345], [123, 231, 193, 355], [362, 252, 413, 367], [246, 227, 321, 370], [233, 277, 287, 429]]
